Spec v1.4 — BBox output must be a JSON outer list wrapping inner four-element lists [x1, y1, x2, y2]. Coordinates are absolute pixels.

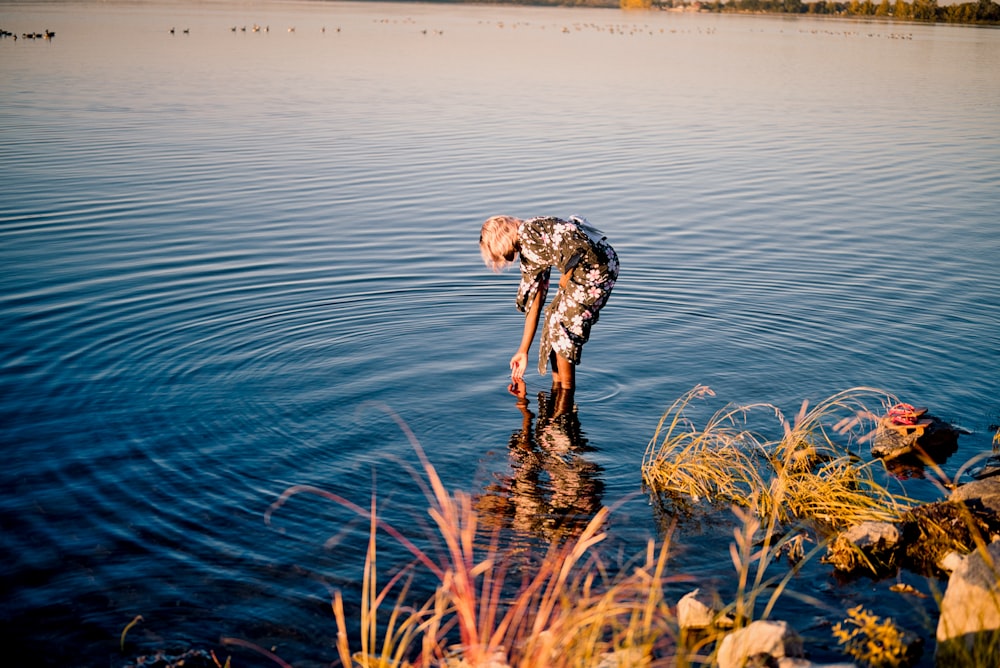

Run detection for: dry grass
[[832, 605, 923, 668], [259, 391, 921, 667], [642, 386, 915, 531], [268, 410, 684, 668]]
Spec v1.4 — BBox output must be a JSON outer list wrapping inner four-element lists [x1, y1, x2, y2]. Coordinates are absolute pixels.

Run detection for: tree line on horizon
[[467, 0, 1000, 24], [659, 0, 1000, 23]]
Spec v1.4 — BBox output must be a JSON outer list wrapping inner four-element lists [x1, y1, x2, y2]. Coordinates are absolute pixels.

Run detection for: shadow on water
[[475, 380, 605, 543]]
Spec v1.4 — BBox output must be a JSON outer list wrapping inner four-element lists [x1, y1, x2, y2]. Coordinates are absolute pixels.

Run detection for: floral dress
[[516, 216, 619, 375]]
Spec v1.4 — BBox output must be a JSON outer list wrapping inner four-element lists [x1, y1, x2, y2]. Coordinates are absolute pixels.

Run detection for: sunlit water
[[1, 1, 998, 665]]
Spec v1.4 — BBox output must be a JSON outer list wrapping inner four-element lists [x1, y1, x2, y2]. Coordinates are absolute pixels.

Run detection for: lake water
[[1, 1, 998, 665]]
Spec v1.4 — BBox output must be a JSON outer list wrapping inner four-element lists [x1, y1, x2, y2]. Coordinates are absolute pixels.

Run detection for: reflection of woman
[[476, 380, 604, 540]]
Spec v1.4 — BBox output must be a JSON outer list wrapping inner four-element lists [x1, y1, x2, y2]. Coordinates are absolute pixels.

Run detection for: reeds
[[269, 410, 683, 667], [258, 392, 983, 668], [642, 386, 915, 531]]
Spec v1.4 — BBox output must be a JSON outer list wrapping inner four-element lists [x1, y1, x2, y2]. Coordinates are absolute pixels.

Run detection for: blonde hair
[[479, 215, 522, 271]]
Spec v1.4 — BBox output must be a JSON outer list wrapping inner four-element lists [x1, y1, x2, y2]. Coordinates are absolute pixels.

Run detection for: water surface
[[1, 1, 999, 665]]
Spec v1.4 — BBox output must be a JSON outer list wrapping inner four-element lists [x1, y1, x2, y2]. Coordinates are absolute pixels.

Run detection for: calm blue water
[[1, 1, 998, 665]]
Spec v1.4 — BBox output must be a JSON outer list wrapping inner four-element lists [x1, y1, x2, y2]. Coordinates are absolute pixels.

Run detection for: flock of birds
[[168, 24, 343, 35], [798, 26, 914, 38], [157, 18, 719, 38], [0, 17, 913, 43], [0, 27, 54, 40], [159, 18, 911, 41]]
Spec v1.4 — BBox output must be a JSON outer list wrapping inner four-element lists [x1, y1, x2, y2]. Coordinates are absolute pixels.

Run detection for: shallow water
[[1, 1, 999, 665]]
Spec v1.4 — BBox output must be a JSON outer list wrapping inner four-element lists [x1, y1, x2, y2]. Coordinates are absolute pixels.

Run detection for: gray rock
[[871, 413, 958, 461], [717, 620, 803, 668], [949, 477, 1000, 517], [777, 659, 856, 668], [677, 588, 734, 630], [595, 646, 649, 667], [936, 539, 1000, 654], [825, 521, 901, 574], [842, 521, 901, 549]]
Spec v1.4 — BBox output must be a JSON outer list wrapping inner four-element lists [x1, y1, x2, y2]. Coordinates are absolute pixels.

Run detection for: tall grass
[[642, 386, 915, 530], [268, 410, 684, 668], [257, 392, 984, 668], [642, 387, 1000, 666]]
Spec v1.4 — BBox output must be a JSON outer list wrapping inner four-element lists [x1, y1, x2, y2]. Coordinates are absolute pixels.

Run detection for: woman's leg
[[549, 350, 563, 389], [554, 352, 575, 390], [547, 351, 575, 416]]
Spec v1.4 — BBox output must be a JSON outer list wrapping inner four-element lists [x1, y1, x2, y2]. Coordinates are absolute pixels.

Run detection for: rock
[[938, 550, 965, 574], [935, 539, 1000, 666], [717, 620, 803, 668], [825, 521, 901, 575], [595, 646, 649, 667], [871, 413, 958, 462], [949, 477, 1000, 517], [968, 454, 1000, 481], [677, 588, 734, 630]]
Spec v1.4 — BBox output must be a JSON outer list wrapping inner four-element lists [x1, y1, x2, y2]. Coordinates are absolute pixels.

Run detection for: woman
[[479, 215, 618, 392]]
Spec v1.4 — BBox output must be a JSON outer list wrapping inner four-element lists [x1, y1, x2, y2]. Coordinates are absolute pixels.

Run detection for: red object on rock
[[888, 403, 918, 425]]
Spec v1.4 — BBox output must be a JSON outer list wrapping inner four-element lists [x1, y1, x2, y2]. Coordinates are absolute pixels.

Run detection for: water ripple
[[1, 5, 999, 666]]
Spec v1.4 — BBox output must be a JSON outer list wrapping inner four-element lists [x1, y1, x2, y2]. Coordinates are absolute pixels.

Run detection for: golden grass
[[642, 386, 915, 531], [255, 394, 986, 668], [111, 390, 999, 668], [832, 605, 922, 668], [268, 410, 684, 668]]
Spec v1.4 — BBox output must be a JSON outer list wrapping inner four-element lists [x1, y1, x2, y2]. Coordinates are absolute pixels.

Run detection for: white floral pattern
[[515, 217, 619, 375]]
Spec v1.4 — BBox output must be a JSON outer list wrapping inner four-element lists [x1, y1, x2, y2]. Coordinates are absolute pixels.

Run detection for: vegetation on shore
[[267, 428, 684, 667], [639, 0, 1000, 25], [455, 0, 1000, 26], [248, 389, 989, 667], [642, 385, 914, 530], [125, 390, 995, 667]]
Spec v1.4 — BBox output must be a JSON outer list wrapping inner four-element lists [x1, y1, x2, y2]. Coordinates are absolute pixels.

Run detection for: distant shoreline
[[342, 0, 1000, 26]]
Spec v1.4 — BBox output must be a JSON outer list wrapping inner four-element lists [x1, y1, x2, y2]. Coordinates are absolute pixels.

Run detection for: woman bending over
[[479, 215, 619, 392]]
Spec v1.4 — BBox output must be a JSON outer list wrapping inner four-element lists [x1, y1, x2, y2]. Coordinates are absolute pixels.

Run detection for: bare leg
[[549, 350, 563, 389], [549, 351, 575, 421], [554, 352, 575, 390]]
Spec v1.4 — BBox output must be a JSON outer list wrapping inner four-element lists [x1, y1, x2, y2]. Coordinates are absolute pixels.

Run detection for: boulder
[[935, 539, 1000, 666], [825, 521, 901, 575], [677, 588, 734, 631], [596, 646, 649, 667], [971, 458, 1000, 481], [871, 412, 958, 463], [717, 620, 803, 668], [949, 477, 1000, 518]]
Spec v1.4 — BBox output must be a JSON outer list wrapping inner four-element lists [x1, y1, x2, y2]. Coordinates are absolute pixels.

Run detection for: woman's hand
[[510, 351, 529, 381]]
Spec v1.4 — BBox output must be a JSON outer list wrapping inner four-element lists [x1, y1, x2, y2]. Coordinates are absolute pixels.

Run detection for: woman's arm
[[510, 289, 544, 381]]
